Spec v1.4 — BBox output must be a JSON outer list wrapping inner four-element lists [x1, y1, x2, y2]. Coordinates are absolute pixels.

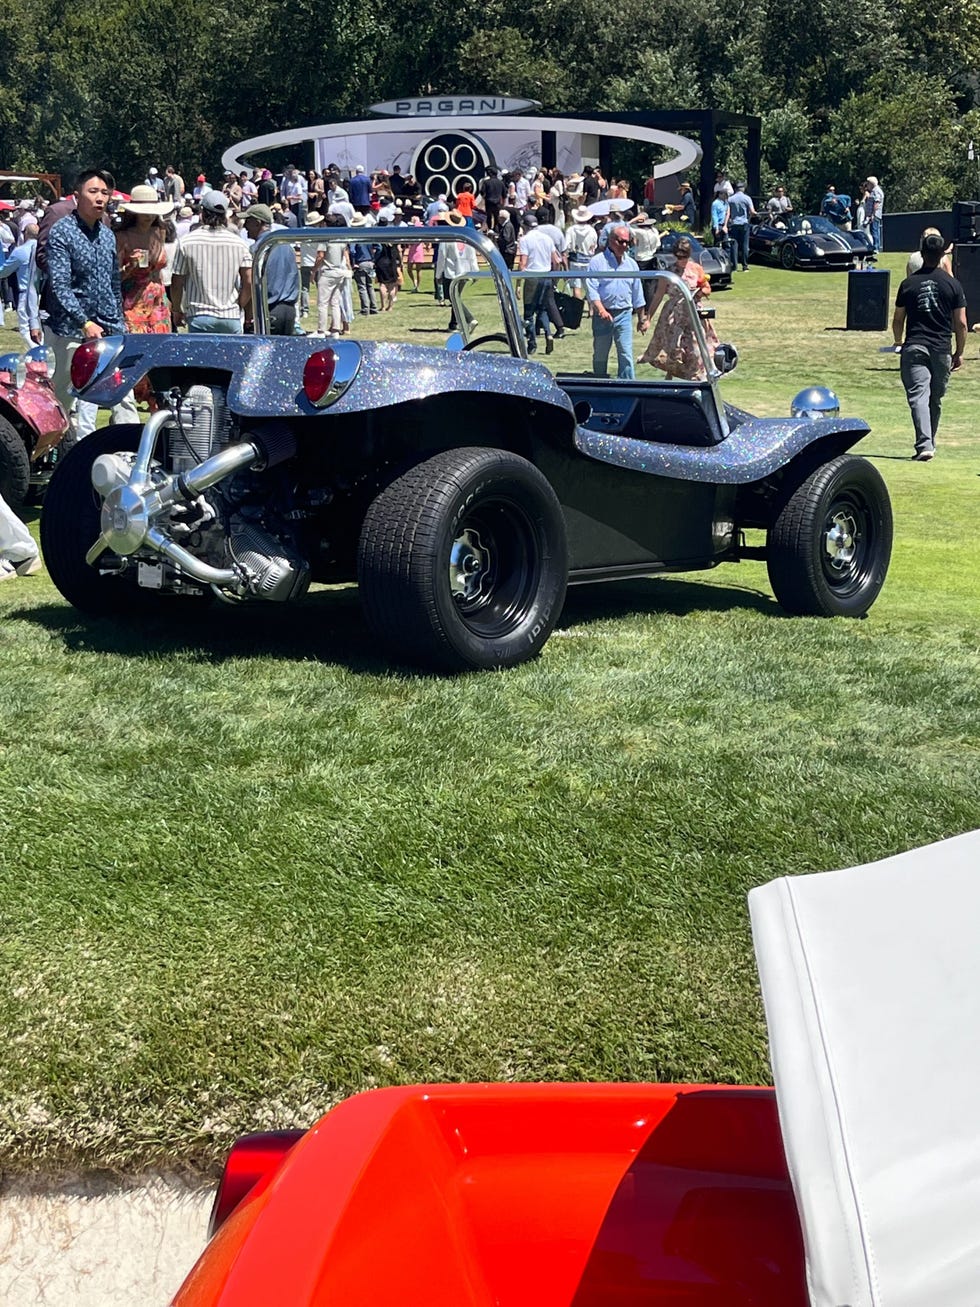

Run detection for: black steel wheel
[[358, 447, 568, 671], [0, 414, 31, 510], [780, 242, 798, 271], [41, 424, 175, 615], [767, 454, 892, 616]]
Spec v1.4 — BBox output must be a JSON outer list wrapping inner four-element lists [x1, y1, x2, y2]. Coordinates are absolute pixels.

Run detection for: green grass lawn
[[1, 254, 978, 1174]]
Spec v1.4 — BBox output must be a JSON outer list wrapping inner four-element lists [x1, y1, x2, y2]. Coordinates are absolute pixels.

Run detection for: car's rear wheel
[[0, 414, 31, 510], [780, 243, 798, 270], [358, 447, 568, 671], [42, 424, 178, 615], [767, 454, 892, 616]]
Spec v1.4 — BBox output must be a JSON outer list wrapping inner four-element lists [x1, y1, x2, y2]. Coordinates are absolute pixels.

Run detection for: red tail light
[[303, 348, 338, 406], [70, 339, 104, 392], [207, 1129, 305, 1238]]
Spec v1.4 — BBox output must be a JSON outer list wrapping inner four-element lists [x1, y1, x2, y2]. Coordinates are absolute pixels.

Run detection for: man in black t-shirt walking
[[891, 232, 967, 461]]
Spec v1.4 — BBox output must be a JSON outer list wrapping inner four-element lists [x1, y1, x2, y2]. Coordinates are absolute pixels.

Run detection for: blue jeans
[[592, 308, 635, 379], [870, 216, 882, 252], [188, 314, 243, 334], [731, 223, 750, 269]]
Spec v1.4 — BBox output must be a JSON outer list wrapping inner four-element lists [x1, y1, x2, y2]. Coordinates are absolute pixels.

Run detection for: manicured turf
[[1, 254, 978, 1173]]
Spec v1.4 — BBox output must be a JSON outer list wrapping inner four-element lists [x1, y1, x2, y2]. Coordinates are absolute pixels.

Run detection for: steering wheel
[[461, 334, 512, 352]]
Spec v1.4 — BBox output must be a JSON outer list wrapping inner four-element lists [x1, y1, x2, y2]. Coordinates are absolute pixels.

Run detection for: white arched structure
[[221, 115, 701, 183]]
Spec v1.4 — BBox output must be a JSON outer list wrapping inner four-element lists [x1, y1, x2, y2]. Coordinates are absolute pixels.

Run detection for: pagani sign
[[368, 97, 540, 118]]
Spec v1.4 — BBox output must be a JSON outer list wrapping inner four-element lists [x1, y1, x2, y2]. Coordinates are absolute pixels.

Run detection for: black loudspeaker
[[953, 201, 980, 244], [953, 242, 980, 330], [846, 268, 890, 331]]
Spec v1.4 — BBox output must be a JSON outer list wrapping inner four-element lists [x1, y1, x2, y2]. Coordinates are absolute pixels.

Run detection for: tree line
[[2, 0, 979, 210]]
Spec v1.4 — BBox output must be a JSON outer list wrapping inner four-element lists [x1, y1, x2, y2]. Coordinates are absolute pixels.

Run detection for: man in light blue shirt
[[0, 223, 41, 345], [727, 182, 757, 271], [585, 224, 648, 378]]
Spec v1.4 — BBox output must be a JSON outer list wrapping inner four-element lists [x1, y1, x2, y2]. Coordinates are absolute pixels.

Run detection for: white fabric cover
[[0, 491, 37, 566], [749, 830, 980, 1307]]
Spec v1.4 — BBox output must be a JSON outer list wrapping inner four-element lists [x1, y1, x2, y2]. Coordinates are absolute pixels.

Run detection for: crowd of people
[[0, 156, 966, 497], [0, 159, 722, 391]]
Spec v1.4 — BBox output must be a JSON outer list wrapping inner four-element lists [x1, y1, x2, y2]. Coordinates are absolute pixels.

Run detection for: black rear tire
[[358, 447, 568, 671], [41, 424, 175, 615], [0, 414, 31, 510], [767, 454, 892, 616]]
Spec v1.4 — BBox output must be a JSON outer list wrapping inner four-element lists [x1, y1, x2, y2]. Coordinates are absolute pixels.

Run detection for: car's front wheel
[[357, 447, 568, 671], [767, 454, 892, 617], [0, 414, 31, 509], [780, 242, 798, 270]]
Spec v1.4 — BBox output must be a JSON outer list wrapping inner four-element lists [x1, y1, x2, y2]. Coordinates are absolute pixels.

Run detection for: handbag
[[553, 289, 584, 330]]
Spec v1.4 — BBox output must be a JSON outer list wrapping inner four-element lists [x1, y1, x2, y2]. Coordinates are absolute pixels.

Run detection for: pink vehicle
[[0, 344, 71, 509], [172, 832, 980, 1307]]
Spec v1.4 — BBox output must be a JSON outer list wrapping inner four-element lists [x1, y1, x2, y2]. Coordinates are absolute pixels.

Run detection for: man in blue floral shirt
[[44, 168, 136, 437]]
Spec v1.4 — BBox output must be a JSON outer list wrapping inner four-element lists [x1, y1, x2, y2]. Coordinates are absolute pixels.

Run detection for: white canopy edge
[[750, 829, 980, 1307]]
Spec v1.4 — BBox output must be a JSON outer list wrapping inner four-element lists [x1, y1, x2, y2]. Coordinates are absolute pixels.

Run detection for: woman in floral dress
[[638, 237, 719, 381], [114, 184, 173, 336]]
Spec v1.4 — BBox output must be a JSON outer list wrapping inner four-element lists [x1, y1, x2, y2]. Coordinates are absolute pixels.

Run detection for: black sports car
[[749, 215, 875, 270], [656, 230, 733, 289]]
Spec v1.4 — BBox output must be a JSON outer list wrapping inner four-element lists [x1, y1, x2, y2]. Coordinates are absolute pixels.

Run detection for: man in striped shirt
[[171, 190, 252, 333]]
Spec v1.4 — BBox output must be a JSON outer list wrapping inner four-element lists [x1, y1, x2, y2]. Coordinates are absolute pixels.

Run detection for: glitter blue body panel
[[574, 413, 871, 484], [84, 334, 869, 488], [81, 335, 575, 424]]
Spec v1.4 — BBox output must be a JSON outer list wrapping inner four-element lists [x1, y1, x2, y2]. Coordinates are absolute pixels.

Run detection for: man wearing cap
[[193, 174, 209, 202], [242, 204, 300, 334], [891, 231, 967, 462], [145, 167, 166, 199], [665, 181, 697, 226], [585, 223, 648, 378], [44, 168, 131, 436], [170, 189, 252, 333]]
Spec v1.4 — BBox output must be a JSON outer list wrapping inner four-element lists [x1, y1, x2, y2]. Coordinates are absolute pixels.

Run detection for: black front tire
[[780, 242, 798, 270], [41, 424, 171, 615], [26, 428, 79, 505], [358, 447, 568, 671], [767, 454, 892, 616], [0, 414, 31, 509]]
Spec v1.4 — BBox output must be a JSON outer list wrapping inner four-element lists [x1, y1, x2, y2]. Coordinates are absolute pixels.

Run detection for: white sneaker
[[14, 555, 42, 576]]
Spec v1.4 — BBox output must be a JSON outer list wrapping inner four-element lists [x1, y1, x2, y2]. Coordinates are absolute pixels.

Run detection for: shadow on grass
[[14, 575, 777, 673], [561, 575, 776, 628]]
